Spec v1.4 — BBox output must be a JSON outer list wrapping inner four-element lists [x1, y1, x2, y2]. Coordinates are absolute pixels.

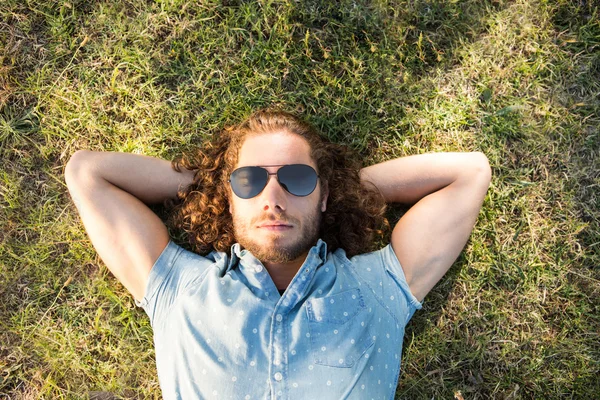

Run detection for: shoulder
[[137, 240, 231, 327], [138, 240, 226, 307], [333, 245, 422, 314], [330, 244, 394, 267]]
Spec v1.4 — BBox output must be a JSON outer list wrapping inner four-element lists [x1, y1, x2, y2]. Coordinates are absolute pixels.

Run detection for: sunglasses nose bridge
[[263, 170, 287, 193], [258, 171, 288, 210]]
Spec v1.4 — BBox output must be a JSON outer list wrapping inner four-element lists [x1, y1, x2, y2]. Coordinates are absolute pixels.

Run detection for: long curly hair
[[163, 109, 390, 258]]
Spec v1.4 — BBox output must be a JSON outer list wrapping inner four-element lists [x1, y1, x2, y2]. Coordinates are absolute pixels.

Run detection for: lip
[[259, 225, 293, 231], [258, 222, 293, 229]]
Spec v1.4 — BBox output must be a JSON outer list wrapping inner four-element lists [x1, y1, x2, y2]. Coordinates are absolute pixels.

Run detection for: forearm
[[66, 150, 196, 205], [359, 152, 490, 204]]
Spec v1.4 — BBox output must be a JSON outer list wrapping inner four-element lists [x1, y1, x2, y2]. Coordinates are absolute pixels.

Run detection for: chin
[[258, 229, 292, 239], [259, 234, 299, 247], [262, 236, 295, 248]]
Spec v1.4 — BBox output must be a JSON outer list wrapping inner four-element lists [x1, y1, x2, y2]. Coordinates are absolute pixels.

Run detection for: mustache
[[254, 213, 297, 226]]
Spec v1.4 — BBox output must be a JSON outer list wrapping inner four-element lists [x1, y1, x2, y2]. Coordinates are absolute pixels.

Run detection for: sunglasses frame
[[228, 164, 320, 199]]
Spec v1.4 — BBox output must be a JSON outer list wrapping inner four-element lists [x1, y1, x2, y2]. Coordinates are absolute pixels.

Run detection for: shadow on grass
[[4, 0, 600, 398], [144, 0, 510, 148]]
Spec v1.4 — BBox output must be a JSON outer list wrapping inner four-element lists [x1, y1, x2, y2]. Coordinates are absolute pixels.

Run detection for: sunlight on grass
[[1, 0, 598, 398]]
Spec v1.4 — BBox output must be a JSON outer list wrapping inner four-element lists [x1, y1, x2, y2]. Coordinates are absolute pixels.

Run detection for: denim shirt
[[136, 238, 422, 400]]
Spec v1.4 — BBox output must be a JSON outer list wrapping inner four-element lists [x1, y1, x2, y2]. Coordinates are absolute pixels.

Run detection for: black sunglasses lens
[[230, 167, 268, 199], [278, 164, 318, 196]]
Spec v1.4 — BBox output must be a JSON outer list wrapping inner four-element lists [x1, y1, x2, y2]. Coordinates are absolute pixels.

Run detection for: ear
[[320, 184, 329, 212]]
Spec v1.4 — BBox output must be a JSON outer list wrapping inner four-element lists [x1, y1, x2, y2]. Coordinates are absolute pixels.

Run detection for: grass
[[1, 0, 598, 398]]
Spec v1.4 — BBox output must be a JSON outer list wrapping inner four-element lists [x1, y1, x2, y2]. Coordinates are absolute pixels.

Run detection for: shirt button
[[274, 372, 283, 381], [276, 314, 283, 322], [255, 265, 263, 273]]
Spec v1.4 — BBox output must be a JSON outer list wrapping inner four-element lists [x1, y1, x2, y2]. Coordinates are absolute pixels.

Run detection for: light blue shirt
[[136, 238, 422, 400]]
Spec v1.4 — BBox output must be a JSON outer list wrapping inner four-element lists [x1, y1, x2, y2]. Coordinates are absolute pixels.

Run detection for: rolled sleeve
[[134, 240, 183, 323], [380, 243, 422, 323]]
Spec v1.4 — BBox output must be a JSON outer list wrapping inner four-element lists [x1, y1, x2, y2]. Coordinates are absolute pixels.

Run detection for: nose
[[260, 173, 287, 212]]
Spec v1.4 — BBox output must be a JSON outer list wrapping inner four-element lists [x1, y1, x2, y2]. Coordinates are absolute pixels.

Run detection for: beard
[[232, 205, 322, 264]]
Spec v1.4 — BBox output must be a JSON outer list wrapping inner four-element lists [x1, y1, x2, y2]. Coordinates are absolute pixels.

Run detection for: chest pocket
[[306, 288, 374, 368]]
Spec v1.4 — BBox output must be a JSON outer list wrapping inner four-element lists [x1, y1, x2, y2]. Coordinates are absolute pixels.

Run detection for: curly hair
[[163, 108, 390, 258]]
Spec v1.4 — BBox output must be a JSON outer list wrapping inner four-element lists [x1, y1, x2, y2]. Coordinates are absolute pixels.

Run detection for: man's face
[[229, 131, 328, 264]]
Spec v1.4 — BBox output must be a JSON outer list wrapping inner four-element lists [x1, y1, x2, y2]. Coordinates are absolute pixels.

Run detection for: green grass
[[1, 0, 598, 398]]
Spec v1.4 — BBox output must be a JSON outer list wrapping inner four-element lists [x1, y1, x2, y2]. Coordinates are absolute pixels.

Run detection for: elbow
[[65, 149, 92, 185], [67, 149, 91, 165], [468, 152, 492, 186]]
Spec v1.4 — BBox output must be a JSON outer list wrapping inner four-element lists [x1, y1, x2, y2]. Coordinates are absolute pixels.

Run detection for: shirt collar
[[226, 238, 328, 272]]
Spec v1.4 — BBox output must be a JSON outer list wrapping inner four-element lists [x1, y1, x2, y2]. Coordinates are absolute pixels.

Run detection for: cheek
[[293, 197, 321, 216], [230, 199, 253, 220]]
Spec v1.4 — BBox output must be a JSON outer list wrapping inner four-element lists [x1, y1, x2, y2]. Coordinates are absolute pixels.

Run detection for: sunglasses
[[228, 164, 319, 199]]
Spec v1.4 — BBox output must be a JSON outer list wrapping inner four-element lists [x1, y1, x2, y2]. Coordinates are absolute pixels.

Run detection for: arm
[[70, 150, 197, 205], [360, 152, 491, 302], [64, 150, 196, 301]]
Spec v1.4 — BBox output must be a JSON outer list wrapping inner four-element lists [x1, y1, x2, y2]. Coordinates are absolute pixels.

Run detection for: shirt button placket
[[274, 314, 284, 366], [274, 313, 285, 364], [272, 312, 286, 398]]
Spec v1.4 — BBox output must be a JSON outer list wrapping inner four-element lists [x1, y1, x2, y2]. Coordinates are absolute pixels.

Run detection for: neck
[[262, 250, 309, 291]]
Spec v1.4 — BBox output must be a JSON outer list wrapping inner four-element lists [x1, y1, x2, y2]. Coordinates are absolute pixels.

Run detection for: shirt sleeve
[[135, 239, 213, 328], [348, 243, 422, 326]]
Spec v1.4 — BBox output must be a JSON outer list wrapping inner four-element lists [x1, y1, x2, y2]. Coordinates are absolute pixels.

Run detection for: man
[[64, 109, 491, 399]]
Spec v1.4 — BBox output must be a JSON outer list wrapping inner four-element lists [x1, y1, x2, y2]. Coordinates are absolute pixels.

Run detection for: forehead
[[237, 131, 315, 168]]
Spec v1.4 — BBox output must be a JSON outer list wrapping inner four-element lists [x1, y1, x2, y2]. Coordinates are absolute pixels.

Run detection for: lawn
[[0, 0, 598, 398]]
